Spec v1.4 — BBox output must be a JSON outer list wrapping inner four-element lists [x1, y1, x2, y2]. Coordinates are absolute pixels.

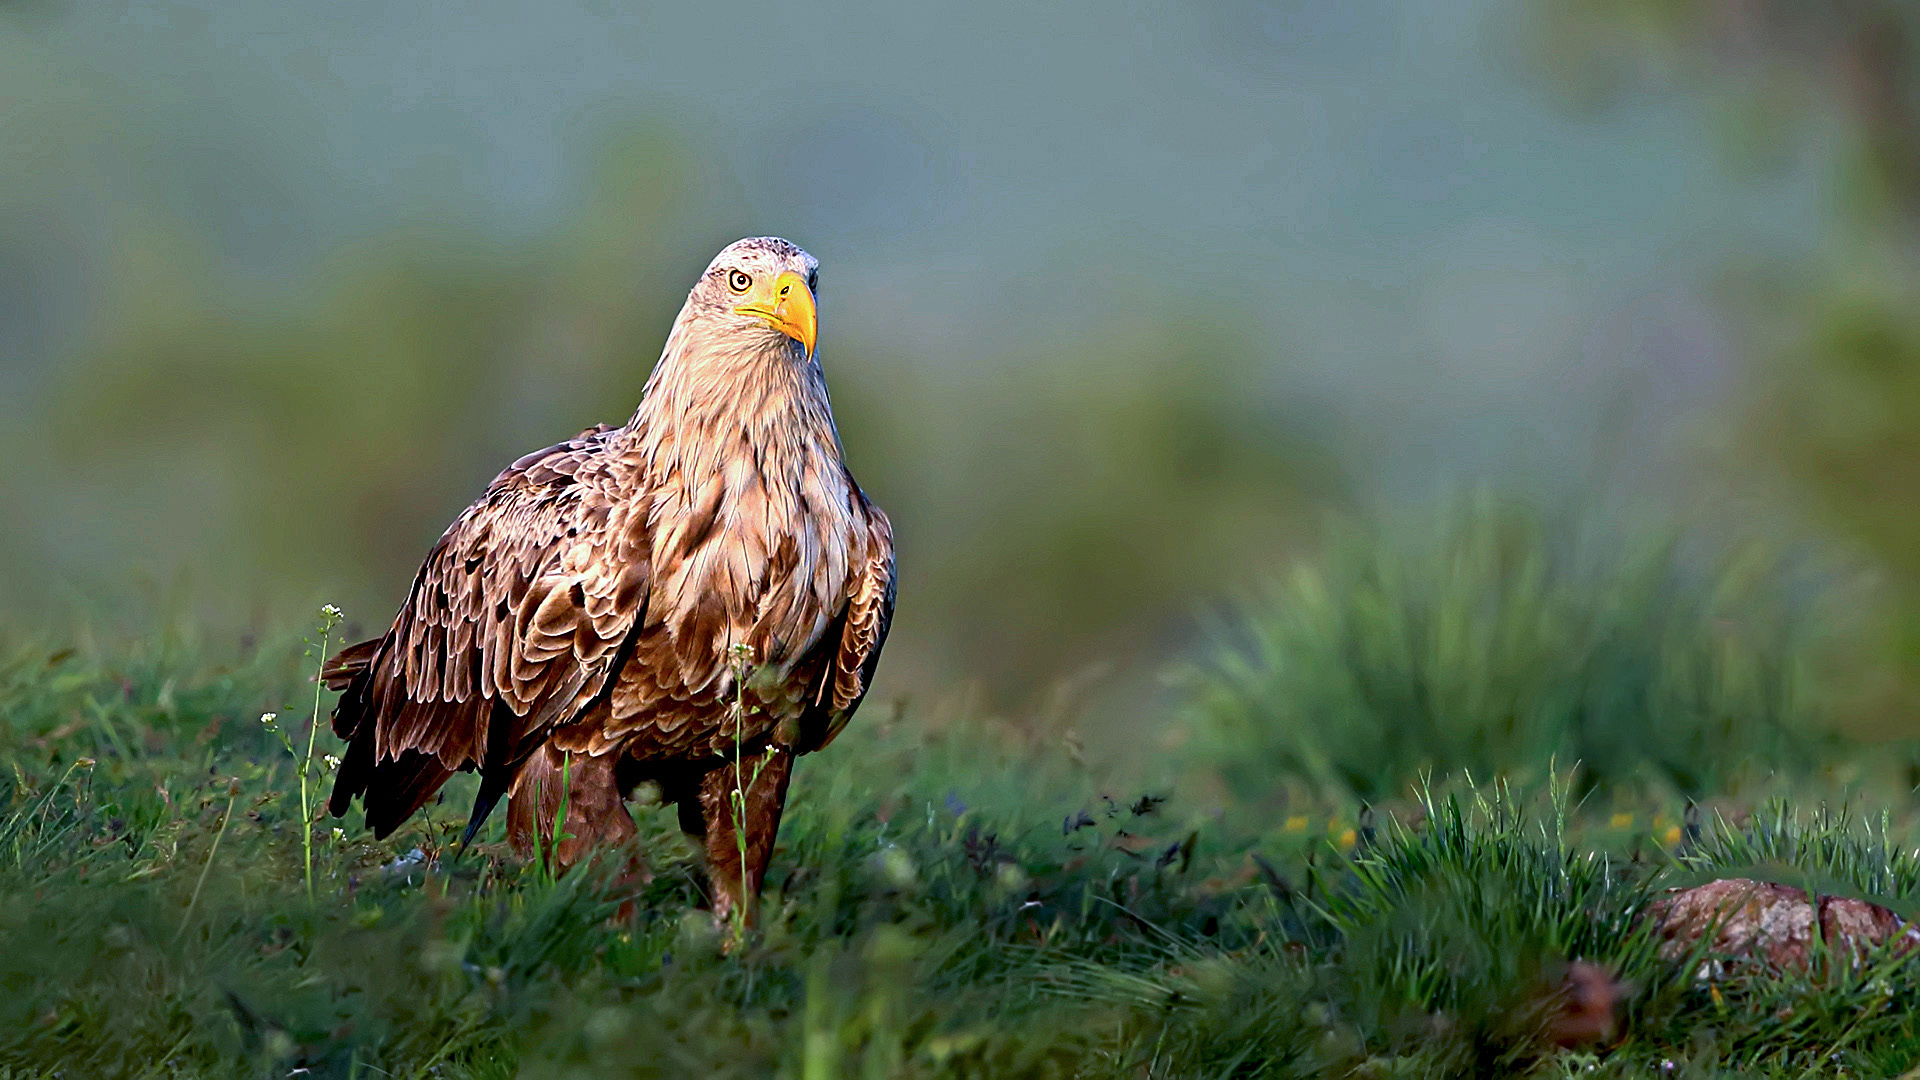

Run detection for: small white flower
[[323, 754, 342, 771], [331, 828, 344, 842], [259, 712, 277, 726], [321, 604, 343, 620]]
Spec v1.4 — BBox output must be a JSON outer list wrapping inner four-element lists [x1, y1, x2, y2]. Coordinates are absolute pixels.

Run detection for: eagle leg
[[694, 747, 795, 930], [505, 744, 636, 875]]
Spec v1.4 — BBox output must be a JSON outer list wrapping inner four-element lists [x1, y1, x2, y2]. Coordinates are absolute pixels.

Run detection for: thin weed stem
[[300, 605, 342, 901], [726, 641, 772, 947], [176, 782, 238, 944]]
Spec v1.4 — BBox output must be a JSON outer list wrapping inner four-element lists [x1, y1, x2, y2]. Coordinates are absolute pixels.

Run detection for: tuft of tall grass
[[1305, 777, 1669, 1074], [1183, 496, 1843, 803]]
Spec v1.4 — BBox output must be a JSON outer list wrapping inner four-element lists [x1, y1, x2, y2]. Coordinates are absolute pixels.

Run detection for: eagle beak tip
[[733, 270, 817, 357]]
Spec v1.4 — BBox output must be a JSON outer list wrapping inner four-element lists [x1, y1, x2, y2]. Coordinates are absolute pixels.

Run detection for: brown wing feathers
[[328, 427, 645, 838], [329, 448, 894, 841], [810, 504, 895, 751], [834, 508, 895, 713]]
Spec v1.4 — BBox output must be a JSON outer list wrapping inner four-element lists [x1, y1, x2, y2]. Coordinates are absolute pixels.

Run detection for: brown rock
[[1649, 877, 1920, 972]]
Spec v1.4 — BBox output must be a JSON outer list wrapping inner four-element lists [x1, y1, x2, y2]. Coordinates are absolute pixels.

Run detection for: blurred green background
[[1, 0, 1915, 748]]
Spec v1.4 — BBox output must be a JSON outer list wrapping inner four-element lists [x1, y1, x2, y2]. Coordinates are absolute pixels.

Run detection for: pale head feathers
[[672, 236, 821, 354], [628, 235, 842, 474], [622, 237, 856, 678]]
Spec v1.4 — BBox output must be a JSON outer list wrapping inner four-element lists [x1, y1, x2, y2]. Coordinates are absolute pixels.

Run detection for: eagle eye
[[727, 269, 752, 293]]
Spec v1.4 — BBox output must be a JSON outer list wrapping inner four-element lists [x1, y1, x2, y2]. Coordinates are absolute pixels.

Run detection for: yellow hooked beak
[[733, 270, 817, 357]]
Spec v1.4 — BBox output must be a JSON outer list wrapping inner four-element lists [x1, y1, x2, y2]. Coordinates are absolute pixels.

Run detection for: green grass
[[5, 501, 1920, 1078], [5, 623, 1920, 1078]]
